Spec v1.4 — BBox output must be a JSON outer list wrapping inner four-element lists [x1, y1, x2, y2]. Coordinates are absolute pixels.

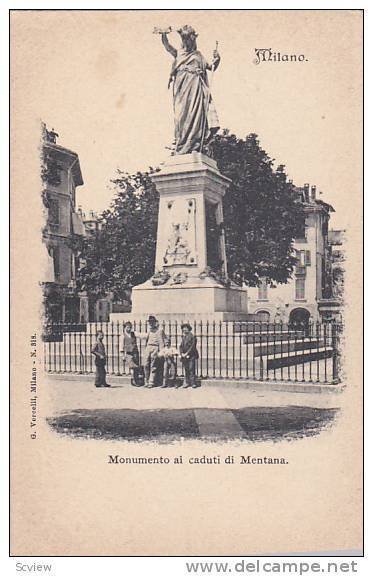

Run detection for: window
[[255, 310, 270, 322], [297, 250, 311, 266], [295, 277, 305, 300], [71, 253, 75, 280], [48, 198, 59, 225], [295, 250, 311, 274], [52, 246, 60, 279], [295, 217, 307, 240], [258, 279, 268, 300]]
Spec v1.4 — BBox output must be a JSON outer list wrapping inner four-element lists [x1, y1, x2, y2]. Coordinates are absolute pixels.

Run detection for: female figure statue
[[159, 25, 221, 155]]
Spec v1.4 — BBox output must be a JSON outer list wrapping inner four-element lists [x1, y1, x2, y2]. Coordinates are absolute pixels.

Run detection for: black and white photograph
[[10, 8, 363, 557]]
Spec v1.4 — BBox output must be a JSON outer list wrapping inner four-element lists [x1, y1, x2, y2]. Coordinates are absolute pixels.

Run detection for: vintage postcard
[[10, 9, 363, 556]]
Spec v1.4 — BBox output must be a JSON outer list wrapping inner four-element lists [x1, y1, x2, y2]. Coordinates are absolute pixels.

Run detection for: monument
[[112, 26, 248, 322]]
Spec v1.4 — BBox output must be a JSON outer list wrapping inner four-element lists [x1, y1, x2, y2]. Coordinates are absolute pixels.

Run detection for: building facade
[[317, 228, 345, 321], [328, 229, 345, 300], [41, 124, 86, 323], [77, 209, 117, 322], [247, 184, 342, 324]]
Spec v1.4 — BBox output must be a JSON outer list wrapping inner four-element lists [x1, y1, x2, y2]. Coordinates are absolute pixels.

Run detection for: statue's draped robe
[[170, 49, 219, 155]]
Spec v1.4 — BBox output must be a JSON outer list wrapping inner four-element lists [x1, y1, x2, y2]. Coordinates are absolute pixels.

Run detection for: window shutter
[[305, 250, 311, 266]]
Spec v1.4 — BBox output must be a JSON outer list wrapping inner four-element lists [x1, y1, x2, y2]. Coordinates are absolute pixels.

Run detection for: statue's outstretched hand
[[158, 28, 177, 58], [153, 26, 172, 34]]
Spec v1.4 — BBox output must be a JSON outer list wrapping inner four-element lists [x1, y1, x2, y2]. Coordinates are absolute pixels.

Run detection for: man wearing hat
[[144, 315, 166, 388], [179, 322, 199, 388]]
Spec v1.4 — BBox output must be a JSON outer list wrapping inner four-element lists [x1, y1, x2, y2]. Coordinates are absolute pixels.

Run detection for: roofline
[[294, 186, 335, 213], [43, 141, 84, 186]]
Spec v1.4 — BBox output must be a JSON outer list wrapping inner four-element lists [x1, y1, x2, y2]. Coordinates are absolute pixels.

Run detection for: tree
[[77, 170, 159, 300], [211, 131, 304, 286], [77, 132, 305, 298]]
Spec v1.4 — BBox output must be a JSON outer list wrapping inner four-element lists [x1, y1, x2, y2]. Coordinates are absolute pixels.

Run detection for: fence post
[[259, 322, 263, 381], [115, 322, 121, 375], [308, 320, 313, 383], [280, 321, 284, 382], [332, 321, 340, 384], [199, 320, 203, 379], [232, 321, 236, 379], [219, 321, 222, 377], [323, 322, 328, 383], [175, 320, 179, 378], [212, 321, 216, 378], [206, 320, 209, 379], [273, 321, 277, 381]]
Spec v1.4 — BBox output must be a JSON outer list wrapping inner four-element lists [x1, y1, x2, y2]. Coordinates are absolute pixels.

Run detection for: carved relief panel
[[162, 197, 197, 267]]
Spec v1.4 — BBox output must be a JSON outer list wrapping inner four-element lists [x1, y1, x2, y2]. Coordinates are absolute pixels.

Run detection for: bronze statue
[[155, 25, 220, 156]]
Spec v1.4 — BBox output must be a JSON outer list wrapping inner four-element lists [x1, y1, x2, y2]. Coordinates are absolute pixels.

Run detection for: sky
[[12, 9, 362, 230]]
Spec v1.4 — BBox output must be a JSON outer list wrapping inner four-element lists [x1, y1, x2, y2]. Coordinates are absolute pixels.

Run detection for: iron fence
[[43, 320, 342, 384]]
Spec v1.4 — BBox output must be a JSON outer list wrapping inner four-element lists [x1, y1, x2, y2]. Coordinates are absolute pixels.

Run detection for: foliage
[[210, 131, 305, 286], [41, 150, 63, 187], [76, 170, 159, 300]]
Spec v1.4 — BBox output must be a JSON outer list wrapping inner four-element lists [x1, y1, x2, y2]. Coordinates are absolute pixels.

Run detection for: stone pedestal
[[152, 152, 229, 275], [112, 152, 248, 322], [132, 277, 247, 315]]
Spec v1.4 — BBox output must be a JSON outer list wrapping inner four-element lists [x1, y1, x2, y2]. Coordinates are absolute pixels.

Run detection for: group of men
[[91, 315, 199, 389]]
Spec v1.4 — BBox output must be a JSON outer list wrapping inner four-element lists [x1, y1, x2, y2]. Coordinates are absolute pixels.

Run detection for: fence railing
[[43, 320, 342, 384]]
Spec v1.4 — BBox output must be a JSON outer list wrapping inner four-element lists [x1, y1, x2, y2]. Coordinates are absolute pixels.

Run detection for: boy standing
[[179, 323, 199, 389], [91, 330, 110, 388], [158, 337, 178, 388], [120, 321, 141, 386]]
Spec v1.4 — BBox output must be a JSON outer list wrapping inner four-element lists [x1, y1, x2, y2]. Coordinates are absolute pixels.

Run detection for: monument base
[[132, 275, 246, 314], [109, 311, 251, 324], [110, 276, 249, 324]]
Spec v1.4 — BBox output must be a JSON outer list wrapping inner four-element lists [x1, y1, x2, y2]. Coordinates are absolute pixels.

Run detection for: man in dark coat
[[91, 330, 110, 388], [179, 323, 199, 388]]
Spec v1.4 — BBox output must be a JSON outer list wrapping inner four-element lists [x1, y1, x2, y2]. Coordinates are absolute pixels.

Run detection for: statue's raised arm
[[157, 25, 220, 156], [161, 32, 177, 58], [153, 27, 177, 57]]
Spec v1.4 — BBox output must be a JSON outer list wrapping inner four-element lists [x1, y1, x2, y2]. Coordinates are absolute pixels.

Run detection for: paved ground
[[46, 376, 342, 443]]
